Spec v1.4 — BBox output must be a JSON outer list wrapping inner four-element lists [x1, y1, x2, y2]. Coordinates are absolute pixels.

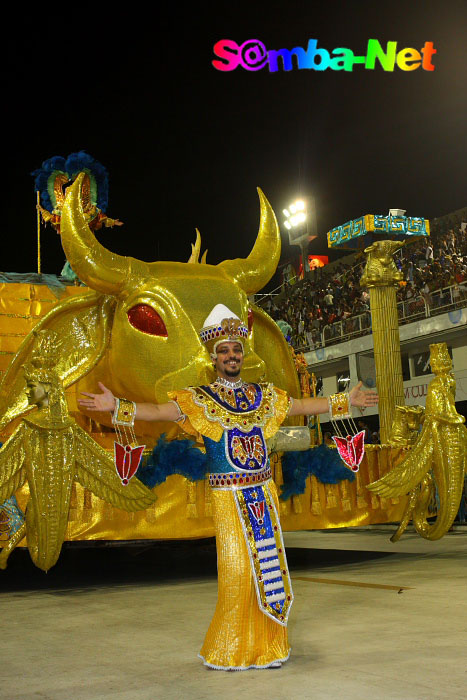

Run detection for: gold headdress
[[429, 342, 452, 374], [23, 330, 61, 385], [23, 330, 68, 420], [199, 304, 248, 356]]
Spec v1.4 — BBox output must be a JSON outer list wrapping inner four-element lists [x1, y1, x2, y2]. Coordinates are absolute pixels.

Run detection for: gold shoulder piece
[[167, 389, 224, 442], [262, 385, 291, 439]]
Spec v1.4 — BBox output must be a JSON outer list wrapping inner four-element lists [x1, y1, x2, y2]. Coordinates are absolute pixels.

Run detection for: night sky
[[7, 1, 467, 283]]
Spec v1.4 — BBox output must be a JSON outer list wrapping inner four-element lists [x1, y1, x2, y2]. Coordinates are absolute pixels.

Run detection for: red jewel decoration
[[240, 478, 244, 483], [253, 553, 257, 558], [220, 480, 224, 485], [274, 525, 278, 531], [264, 603, 268, 608], [233, 479, 237, 484], [127, 304, 168, 336], [123, 411, 128, 415], [282, 570, 287, 575], [287, 596, 291, 601], [246, 477, 250, 482], [227, 480, 231, 485], [278, 548, 282, 553]]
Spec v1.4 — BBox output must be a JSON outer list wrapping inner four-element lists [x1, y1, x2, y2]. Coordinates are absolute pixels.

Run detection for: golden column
[[360, 240, 405, 443]]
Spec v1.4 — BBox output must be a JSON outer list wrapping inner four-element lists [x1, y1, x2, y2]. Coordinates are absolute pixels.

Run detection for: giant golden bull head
[[0, 174, 299, 437]]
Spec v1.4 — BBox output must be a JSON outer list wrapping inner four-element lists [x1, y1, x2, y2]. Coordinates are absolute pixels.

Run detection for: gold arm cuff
[[112, 398, 136, 426], [168, 399, 186, 424], [328, 392, 351, 420]]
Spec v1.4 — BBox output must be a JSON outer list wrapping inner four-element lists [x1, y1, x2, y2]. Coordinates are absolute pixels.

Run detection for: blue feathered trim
[[280, 444, 356, 501], [136, 434, 209, 489]]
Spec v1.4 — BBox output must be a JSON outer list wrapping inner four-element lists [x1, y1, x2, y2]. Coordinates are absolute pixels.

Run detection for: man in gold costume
[[80, 303, 377, 671]]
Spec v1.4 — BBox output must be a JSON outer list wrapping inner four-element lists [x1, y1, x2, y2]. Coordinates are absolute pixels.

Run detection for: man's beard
[[224, 364, 241, 377]]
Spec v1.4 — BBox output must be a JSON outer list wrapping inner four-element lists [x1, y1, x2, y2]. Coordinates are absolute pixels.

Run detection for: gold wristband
[[112, 398, 136, 426], [328, 392, 351, 420]]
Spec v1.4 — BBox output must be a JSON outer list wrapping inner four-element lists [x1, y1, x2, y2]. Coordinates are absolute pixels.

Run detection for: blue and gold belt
[[209, 466, 272, 489]]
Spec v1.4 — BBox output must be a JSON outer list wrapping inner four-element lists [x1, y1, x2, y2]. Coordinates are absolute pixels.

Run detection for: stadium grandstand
[[257, 208, 467, 442]]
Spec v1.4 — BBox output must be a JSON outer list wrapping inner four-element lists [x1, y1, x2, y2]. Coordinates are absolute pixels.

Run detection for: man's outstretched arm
[[289, 382, 378, 417], [78, 383, 181, 422]]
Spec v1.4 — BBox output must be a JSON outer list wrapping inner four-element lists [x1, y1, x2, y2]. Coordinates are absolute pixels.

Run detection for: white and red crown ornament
[[199, 304, 248, 355]]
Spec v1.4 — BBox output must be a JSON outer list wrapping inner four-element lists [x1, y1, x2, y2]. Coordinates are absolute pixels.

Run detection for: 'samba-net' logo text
[[212, 38, 436, 73]]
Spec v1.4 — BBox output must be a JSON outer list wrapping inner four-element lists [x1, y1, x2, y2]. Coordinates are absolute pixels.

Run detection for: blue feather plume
[[280, 444, 355, 501], [32, 156, 68, 211], [136, 434, 209, 489], [65, 151, 109, 211], [32, 151, 109, 212]]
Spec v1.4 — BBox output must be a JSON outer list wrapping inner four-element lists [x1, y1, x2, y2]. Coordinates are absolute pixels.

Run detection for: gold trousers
[[199, 481, 290, 670]]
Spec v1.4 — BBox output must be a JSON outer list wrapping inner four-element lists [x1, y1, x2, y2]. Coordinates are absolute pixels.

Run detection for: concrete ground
[[1, 527, 465, 700]]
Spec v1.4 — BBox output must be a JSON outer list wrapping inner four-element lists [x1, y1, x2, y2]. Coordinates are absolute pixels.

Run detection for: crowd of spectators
[[261, 223, 467, 350]]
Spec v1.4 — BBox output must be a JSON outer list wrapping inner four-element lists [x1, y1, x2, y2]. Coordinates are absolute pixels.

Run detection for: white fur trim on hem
[[198, 650, 290, 671]]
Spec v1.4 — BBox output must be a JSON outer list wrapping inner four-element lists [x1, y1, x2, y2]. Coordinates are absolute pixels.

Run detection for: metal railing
[[291, 283, 467, 352]]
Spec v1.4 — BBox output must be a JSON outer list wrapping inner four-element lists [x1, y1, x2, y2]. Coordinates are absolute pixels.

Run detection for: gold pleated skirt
[[199, 481, 290, 670]]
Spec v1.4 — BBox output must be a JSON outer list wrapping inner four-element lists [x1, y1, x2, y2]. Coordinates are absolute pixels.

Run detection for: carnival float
[[1, 154, 465, 571]]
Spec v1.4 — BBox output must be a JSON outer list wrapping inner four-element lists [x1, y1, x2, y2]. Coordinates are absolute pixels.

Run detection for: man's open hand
[[349, 381, 378, 409], [79, 382, 116, 412]]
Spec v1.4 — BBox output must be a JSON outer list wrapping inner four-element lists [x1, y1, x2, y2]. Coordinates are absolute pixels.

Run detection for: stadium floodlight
[[283, 200, 308, 232], [282, 197, 318, 275]]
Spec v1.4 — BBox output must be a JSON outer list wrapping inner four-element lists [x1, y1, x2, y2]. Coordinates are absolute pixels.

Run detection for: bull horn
[[60, 173, 129, 294], [218, 188, 281, 294]]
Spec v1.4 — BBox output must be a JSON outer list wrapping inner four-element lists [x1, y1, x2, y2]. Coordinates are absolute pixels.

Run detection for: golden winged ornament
[[0, 331, 156, 571], [367, 343, 467, 541]]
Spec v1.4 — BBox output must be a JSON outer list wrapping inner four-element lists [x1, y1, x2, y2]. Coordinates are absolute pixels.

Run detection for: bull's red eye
[[248, 307, 254, 333], [127, 304, 168, 336]]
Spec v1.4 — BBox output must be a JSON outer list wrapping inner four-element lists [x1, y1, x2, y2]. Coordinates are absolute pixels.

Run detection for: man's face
[[25, 380, 48, 407], [213, 341, 244, 379]]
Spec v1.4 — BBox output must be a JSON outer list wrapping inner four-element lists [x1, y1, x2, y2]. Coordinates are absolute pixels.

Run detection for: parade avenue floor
[[1, 526, 466, 700]]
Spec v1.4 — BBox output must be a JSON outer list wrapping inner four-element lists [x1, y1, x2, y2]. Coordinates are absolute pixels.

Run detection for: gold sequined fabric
[[199, 481, 290, 670]]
